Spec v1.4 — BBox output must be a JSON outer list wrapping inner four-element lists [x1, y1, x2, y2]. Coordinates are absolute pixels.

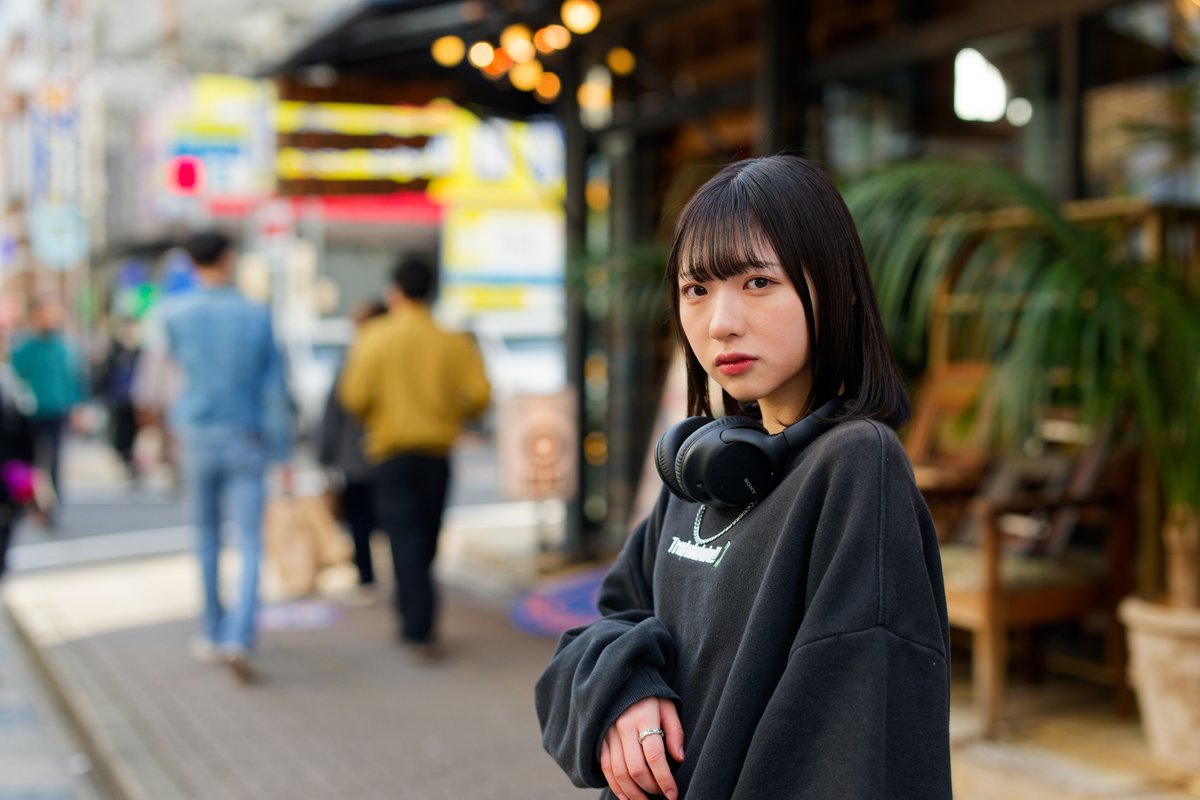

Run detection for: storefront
[[266, 0, 1200, 553]]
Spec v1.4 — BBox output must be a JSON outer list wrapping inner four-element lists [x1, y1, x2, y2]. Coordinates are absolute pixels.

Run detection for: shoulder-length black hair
[[666, 154, 910, 429]]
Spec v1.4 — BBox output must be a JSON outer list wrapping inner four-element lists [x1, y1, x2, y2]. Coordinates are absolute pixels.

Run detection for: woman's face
[[678, 239, 814, 431]]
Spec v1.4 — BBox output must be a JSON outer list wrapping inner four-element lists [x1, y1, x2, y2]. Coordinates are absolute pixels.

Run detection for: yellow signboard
[[273, 98, 565, 206], [273, 97, 567, 316]]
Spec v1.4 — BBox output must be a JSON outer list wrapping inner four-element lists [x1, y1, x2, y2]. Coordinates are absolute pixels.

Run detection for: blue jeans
[[181, 428, 266, 652]]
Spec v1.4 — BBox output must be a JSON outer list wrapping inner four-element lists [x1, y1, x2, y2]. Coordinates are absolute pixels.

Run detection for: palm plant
[[841, 160, 1200, 609]]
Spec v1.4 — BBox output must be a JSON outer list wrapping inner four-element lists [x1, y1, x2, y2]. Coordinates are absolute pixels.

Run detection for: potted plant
[[841, 161, 1200, 773]]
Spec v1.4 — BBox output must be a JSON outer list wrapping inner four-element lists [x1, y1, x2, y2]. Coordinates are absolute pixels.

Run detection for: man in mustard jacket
[[339, 257, 490, 658]]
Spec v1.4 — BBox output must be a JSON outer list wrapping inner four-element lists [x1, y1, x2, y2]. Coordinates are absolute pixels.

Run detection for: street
[[0, 424, 583, 800], [6, 427, 503, 575]]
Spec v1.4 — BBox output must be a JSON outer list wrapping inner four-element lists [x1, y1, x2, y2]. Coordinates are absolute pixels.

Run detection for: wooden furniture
[[927, 408, 1136, 737], [905, 362, 991, 540], [904, 360, 1134, 737]]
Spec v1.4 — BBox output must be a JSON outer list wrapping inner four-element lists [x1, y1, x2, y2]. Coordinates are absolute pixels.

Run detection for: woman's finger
[[600, 737, 626, 800], [658, 698, 686, 763], [638, 729, 679, 800], [608, 727, 650, 800], [616, 719, 663, 797]]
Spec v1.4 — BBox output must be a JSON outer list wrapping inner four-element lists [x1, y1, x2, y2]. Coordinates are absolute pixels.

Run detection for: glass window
[[819, 28, 1065, 197], [1081, 0, 1198, 200]]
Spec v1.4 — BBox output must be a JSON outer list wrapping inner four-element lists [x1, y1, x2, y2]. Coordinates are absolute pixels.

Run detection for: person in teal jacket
[[10, 295, 85, 514]]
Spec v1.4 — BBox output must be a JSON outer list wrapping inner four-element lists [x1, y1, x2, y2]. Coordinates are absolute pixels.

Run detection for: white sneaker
[[188, 635, 220, 665]]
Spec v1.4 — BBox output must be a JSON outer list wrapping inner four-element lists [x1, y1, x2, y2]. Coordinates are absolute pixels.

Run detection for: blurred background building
[[5, 0, 1197, 543], [4, 2, 1200, 788]]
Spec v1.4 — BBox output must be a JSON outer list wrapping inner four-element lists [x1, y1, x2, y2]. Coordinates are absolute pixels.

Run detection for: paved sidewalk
[[3, 549, 572, 800], [0, 607, 102, 800]]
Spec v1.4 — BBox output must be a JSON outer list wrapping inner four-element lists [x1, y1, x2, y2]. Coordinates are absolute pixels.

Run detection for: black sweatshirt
[[535, 419, 952, 799]]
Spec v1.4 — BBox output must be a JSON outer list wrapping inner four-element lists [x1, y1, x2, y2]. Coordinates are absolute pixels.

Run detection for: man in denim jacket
[[164, 230, 293, 683]]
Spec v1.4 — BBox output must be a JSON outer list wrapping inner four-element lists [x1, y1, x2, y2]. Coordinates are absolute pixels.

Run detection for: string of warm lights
[[429, 0, 629, 106]]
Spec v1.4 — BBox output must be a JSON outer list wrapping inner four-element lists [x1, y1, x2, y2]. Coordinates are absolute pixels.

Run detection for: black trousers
[[0, 514, 12, 579], [30, 415, 66, 501], [108, 399, 138, 468], [370, 455, 450, 643], [342, 479, 377, 585]]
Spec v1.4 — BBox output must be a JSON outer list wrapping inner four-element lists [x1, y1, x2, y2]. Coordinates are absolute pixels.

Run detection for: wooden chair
[[905, 362, 992, 539], [904, 366, 1135, 737], [937, 417, 1136, 737]]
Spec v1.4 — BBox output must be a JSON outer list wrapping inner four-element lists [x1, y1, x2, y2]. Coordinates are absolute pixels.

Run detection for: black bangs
[[670, 181, 777, 284]]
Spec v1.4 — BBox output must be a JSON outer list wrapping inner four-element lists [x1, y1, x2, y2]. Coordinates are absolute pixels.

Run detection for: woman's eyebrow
[[729, 261, 781, 273], [678, 259, 780, 281]]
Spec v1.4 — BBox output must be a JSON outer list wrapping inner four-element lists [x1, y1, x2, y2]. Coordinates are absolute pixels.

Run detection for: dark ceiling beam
[[269, 0, 466, 73], [604, 80, 755, 136], [805, 0, 1126, 84]]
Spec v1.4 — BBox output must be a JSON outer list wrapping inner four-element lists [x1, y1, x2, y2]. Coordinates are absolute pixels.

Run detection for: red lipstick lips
[[715, 353, 756, 376]]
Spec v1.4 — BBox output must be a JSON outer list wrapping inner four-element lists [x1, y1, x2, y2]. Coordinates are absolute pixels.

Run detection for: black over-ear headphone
[[655, 397, 843, 508]]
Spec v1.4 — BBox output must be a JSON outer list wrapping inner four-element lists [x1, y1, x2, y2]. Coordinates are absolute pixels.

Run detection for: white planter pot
[[1119, 595, 1200, 774]]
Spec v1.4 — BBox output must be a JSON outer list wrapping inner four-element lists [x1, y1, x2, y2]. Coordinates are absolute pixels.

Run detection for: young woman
[[535, 155, 951, 799]]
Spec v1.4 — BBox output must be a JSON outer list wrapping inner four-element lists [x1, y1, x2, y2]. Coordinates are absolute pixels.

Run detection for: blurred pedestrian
[[0, 354, 35, 580], [130, 340, 183, 490], [163, 230, 294, 683], [98, 318, 142, 484], [339, 257, 490, 660], [535, 156, 951, 799], [317, 297, 388, 606], [132, 277, 191, 492], [9, 295, 86, 519]]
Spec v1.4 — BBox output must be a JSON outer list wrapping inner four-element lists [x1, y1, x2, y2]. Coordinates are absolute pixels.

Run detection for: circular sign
[[30, 202, 88, 270]]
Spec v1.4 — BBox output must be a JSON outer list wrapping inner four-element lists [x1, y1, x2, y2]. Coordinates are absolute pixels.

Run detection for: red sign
[[166, 155, 206, 195]]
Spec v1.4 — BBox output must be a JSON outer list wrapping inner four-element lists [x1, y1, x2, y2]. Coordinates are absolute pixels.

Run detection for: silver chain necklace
[[692, 501, 757, 545]]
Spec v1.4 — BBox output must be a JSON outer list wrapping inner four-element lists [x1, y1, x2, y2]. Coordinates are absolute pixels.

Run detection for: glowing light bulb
[[561, 0, 600, 35], [500, 24, 532, 49], [431, 35, 465, 67], [606, 46, 635, 76], [535, 24, 572, 52], [509, 59, 543, 91], [482, 47, 513, 76], [468, 41, 495, 68], [535, 71, 561, 102], [507, 38, 536, 63]]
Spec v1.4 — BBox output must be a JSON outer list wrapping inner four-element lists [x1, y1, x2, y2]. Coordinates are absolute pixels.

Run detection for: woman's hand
[[599, 696, 685, 800]]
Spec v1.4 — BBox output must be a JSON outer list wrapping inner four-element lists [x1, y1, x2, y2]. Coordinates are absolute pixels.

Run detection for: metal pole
[[562, 52, 591, 560]]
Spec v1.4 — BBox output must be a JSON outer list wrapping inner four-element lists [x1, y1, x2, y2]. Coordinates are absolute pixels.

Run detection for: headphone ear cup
[[675, 415, 764, 506], [656, 416, 712, 500]]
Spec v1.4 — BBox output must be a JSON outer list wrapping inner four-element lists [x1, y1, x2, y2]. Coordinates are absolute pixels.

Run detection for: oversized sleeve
[[534, 489, 680, 789], [732, 425, 952, 799]]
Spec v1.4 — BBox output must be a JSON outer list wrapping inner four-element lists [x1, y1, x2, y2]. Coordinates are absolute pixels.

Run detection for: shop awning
[[262, 0, 562, 117]]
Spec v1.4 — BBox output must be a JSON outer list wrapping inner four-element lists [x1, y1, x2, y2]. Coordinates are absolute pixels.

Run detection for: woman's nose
[[707, 289, 746, 339]]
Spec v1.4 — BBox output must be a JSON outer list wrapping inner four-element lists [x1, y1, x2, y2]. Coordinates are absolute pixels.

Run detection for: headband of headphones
[[655, 396, 843, 508]]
